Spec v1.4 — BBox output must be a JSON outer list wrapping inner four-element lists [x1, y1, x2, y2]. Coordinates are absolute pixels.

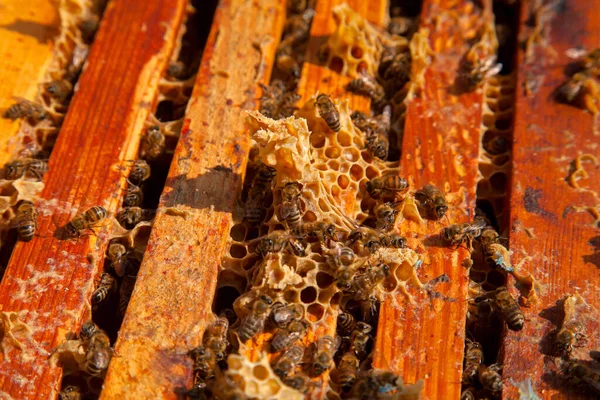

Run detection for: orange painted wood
[[501, 1, 600, 398], [100, 0, 287, 397], [0, 0, 60, 166], [372, 1, 493, 399], [0, 0, 187, 398]]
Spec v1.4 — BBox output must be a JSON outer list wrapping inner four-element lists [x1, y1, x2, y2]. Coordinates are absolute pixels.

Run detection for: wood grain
[[372, 1, 494, 399], [99, 0, 287, 397], [0, 0, 60, 166], [501, 1, 600, 398], [0, 0, 187, 398]]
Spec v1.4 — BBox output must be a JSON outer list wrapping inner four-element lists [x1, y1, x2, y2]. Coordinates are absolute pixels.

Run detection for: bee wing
[[484, 62, 503, 78], [565, 47, 588, 59]]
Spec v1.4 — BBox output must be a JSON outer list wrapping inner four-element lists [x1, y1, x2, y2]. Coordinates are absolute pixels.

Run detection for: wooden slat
[[0, 0, 60, 165], [502, 1, 600, 398], [0, 0, 187, 398], [99, 0, 287, 397], [372, 1, 494, 398]]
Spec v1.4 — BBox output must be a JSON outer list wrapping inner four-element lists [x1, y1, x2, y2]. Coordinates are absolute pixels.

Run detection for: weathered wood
[[501, 1, 600, 398], [100, 0, 287, 397], [0, 0, 187, 398], [0, 0, 60, 166], [372, 1, 494, 398]]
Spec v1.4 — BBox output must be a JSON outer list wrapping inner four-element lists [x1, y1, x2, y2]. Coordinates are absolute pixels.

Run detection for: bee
[[183, 381, 207, 400], [141, 125, 166, 160], [351, 111, 375, 138], [116, 207, 155, 229], [44, 80, 73, 103], [460, 387, 477, 400], [414, 184, 448, 220], [346, 74, 386, 111], [165, 61, 189, 81], [79, 15, 100, 44], [338, 351, 359, 392], [562, 360, 600, 395], [282, 373, 310, 393], [106, 242, 130, 277], [387, 16, 417, 37], [273, 344, 304, 379], [204, 315, 229, 361], [270, 319, 308, 353], [311, 335, 339, 376], [365, 105, 391, 160], [275, 46, 301, 82], [374, 202, 399, 230], [555, 319, 587, 358], [378, 233, 406, 248], [336, 311, 356, 337], [379, 52, 411, 97], [255, 231, 305, 257], [580, 48, 600, 74], [92, 272, 116, 308], [189, 346, 217, 380], [557, 70, 600, 111], [244, 163, 277, 226], [127, 160, 151, 185], [238, 294, 273, 343], [64, 206, 107, 238], [347, 227, 381, 254], [441, 217, 487, 247], [83, 323, 112, 377], [287, 0, 308, 14], [349, 322, 372, 359], [365, 175, 408, 198], [477, 364, 502, 393], [462, 339, 484, 385], [58, 385, 82, 400], [270, 302, 304, 329], [477, 287, 523, 331], [281, 8, 314, 48], [351, 370, 402, 397], [315, 94, 341, 132], [4, 158, 48, 180], [79, 320, 99, 342], [458, 53, 502, 91], [123, 182, 144, 207], [346, 263, 389, 301], [259, 80, 300, 120], [3, 99, 47, 122], [14, 200, 37, 241], [479, 228, 514, 273], [279, 182, 303, 229], [118, 273, 136, 318], [291, 221, 336, 242], [483, 134, 509, 155]]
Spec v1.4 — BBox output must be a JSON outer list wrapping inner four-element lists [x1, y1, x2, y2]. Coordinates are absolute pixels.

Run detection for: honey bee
[[244, 163, 277, 226], [116, 207, 155, 229], [346, 263, 389, 301], [166, 61, 189, 81], [336, 311, 356, 337], [189, 346, 217, 380], [460, 387, 476, 400], [14, 200, 37, 242], [311, 335, 339, 376], [477, 363, 502, 394], [477, 287, 523, 331], [44, 80, 73, 103], [579, 48, 600, 74], [315, 94, 341, 132], [4, 158, 48, 180], [238, 294, 273, 343], [255, 231, 305, 257], [141, 125, 166, 160], [275, 46, 301, 82], [556, 70, 600, 111], [378, 233, 406, 248], [282, 373, 310, 393], [92, 272, 116, 308], [347, 74, 386, 111], [479, 228, 514, 273], [64, 206, 107, 238], [374, 202, 399, 230], [351, 370, 402, 397], [127, 159, 151, 185], [118, 273, 136, 318], [347, 227, 381, 254], [204, 315, 229, 361], [555, 319, 587, 358], [281, 8, 314, 48], [79, 320, 99, 342], [462, 339, 484, 385], [79, 15, 100, 44], [273, 344, 304, 379], [326, 245, 358, 271], [379, 51, 411, 97], [458, 53, 502, 91], [259, 80, 300, 120], [123, 182, 144, 207], [106, 242, 130, 277], [291, 221, 336, 242], [387, 16, 417, 37], [562, 360, 600, 395], [365, 175, 408, 198], [58, 385, 82, 400], [3, 99, 47, 122], [279, 181, 303, 228], [287, 0, 308, 14], [349, 322, 372, 359], [441, 217, 487, 247], [270, 319, 308, 353], [338, 351, 360, 392], [270, 301, 304, 329], [365, 105, 391, 160], [83, 323, 112, 377], [414, 184, 448, 220]]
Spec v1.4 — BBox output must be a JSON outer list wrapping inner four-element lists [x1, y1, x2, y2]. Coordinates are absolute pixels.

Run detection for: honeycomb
[[318, 4, 408, 77]]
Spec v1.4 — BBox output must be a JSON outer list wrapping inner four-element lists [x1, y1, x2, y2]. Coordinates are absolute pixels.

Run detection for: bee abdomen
[[238, 318, 261, 343], [17, 223, 35, 241]]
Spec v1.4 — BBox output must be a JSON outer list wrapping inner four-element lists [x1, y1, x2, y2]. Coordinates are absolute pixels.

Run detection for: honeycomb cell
[[495, 115, 512, 130], [316, 272, 334, 288], [331, 185, 341, 197], [325, 146, 342, 159], [350, 45, 364, 59], [337, 131, 352, 147], [304, 211, 317, 222], [300, 286, 317, 304], [343, 148, 360, 162], [328, 159, 341, 170], [489, 172, 507, 193], [350, 164, 364, 181], [254, 365, 269, 380], [482, 113, 496, 128], [311, 132, 326, 148], [337, 175, 350, 190], [365, 166, 379, 179], [246, 226, 260, 241], [230, 244, 247, 259], [486, 270, 506, 288], [469, 270, 487, 284], [307, 303, 325, 322], [230, 224, 247, 242], [330, 57, 344, 73]]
